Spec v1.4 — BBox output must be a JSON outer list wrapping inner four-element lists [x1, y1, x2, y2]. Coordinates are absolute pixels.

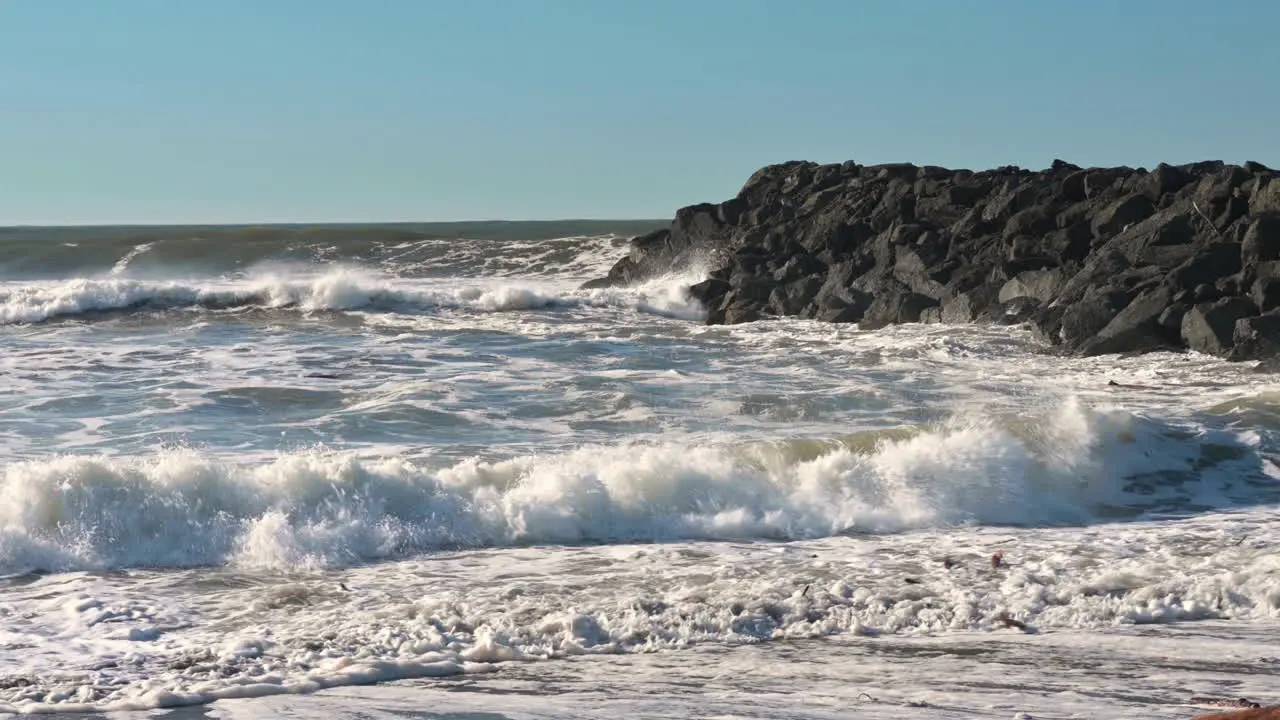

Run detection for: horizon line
[[0, 217, 673, 230]]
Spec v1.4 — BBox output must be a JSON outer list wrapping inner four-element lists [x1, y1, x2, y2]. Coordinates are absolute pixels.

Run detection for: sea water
[[1, 225, 1278, 718]]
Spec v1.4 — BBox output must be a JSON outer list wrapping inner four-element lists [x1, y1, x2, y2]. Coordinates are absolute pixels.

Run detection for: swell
[[1, 400, 1273, 574]]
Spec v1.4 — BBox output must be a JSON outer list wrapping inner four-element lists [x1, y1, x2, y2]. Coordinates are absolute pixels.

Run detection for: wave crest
[[0, 267, 708, 324], [1, 400, 1270, 573]]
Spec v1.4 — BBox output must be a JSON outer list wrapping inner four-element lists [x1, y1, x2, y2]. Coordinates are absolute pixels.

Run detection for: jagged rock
[[1167, 242, 1243, 292], [1080, 287, 1179, 356], [1084, 168, 1127, 198], [814, 295, 870, 323], [1181, 297, 1258, 356], [941, 286, 1000, 324], [1059, 289, 1133, 348], [1231, 313, 1280, 360], [1253, 178, 1280, 214], [1061, 171, 1088, 202], [893, 246, 947, 299], [1242, 213, 1280, 263], [998, 269, 1064, 305], [768, 277, 822, 315], [722, 303, 761, 324], [993, 297, 1041, 324], [688, 278, 731, 308], [1056, 250, 1131, 305], [1136, 163, 1192, 200], [860, 288, 938, 329], [1092, 194, 1156, 239], [1250, 275, 1280, 313], [585, 159, 1280, 360], [1158, 303, 1188, 332]]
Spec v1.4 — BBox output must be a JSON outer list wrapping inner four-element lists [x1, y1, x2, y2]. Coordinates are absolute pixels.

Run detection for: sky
[[1, 0, 1277, 225]]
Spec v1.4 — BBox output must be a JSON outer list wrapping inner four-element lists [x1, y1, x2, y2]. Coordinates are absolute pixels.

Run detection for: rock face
[[585, 159, 1280, 361]]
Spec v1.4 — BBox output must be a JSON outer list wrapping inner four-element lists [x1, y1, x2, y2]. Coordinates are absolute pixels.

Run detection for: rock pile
[[585, 159, 1280, 361]]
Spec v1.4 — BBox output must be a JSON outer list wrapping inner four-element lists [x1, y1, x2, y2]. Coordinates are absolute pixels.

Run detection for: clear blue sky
[[1, 0, 1277, 225]]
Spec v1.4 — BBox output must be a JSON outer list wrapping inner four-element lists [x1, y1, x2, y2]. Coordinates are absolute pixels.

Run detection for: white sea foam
[[2, 508, 1278, 713], [0, 399, 1270, 575], [7, 232, 1280, 717], [0, 264, 707, 324]]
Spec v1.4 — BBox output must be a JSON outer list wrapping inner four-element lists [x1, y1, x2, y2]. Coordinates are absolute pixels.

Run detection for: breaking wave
[[0, 267, 707, 325], [1, 399, 1273, 574]]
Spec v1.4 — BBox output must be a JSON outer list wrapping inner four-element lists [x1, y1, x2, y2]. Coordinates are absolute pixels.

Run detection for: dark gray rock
[[998, 269, 1064, 305], [768, 277, 822, 315], [770, 254, 825, 283], [1253, 178, 1280, 214], [893, 247, 947, 299], [1232, 313, 1280, 360], [1061, 171, 1088, 202], [1080, 287, 1179, 356], [585, 158, 1280, 361], [1056, 251, 1132, 305], [688, 278, 731, 308], [1029, 305, 1067, 344], [1166, 242, 1243, 292], [940, 287, 1000, 324], [722, 303, 761, 325], [1251, 276, 1280, 313], [1137, 163, 1193, 200], [1242, 213, 1280, 262], [1085, 168, 1126, 198], [993, 297, 1042, 325], [860, 288, 939, 330], [1158, 303, 1188, 332], [1092, 194, 1156, 239], [1181, 297, 1258, 356], [1059, 289, 1133, 348]]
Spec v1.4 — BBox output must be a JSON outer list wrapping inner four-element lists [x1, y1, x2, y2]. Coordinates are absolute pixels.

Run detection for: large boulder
[[998, 269, 1064, 305], [1059, 288, 1133, 349], [1092, 193, 1156, 239], [768, 277, 823, 315], [1231, 313, 1280, 360], [1079, 287, 1180, 356], [859, 287, 939, 329], [941, 286, 1001, 324], [1181, 297, 1258, 356]]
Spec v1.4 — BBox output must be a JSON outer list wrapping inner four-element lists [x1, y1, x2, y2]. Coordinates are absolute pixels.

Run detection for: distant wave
[[0, 225, 656, 280], [1, 399, 1272, 574], [0, 267, 708, 325]]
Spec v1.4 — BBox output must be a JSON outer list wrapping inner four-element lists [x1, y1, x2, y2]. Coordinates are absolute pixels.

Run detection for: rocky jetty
[[585, 159, 1280, 361]]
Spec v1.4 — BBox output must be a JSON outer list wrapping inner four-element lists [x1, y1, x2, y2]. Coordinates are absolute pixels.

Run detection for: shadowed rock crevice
[[585, 159, 1280, 361]]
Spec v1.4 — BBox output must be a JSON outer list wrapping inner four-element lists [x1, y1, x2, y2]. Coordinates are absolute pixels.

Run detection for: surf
[[0, 398, 1272, 575]]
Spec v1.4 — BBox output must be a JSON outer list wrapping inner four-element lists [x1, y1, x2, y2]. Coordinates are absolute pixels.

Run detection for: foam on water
[[0, 398, 1272, 576], [0, 263, 706, 325], [1, 509, 1278, 713], [6, 230, 1280, 716]]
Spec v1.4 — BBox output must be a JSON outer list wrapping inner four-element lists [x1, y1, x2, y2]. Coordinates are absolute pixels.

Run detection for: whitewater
[[1, 225, 1278, 719]]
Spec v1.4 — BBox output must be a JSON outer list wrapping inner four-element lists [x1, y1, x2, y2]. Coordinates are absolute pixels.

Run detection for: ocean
[[1, 223, 1277, 719]]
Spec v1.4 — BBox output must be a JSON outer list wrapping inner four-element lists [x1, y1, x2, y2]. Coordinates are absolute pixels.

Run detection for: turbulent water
[[1, 223, 1278, 719]]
